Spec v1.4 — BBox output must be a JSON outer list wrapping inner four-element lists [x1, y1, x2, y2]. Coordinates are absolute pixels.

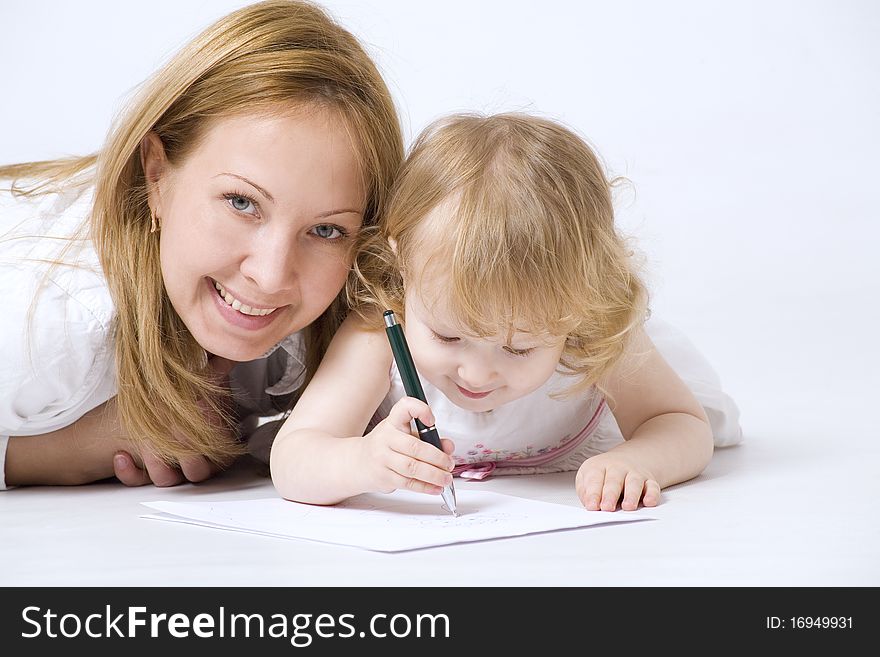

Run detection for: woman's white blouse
[[0, 183, 116, 489]]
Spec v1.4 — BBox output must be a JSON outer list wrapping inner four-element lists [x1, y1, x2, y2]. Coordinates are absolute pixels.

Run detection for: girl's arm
[[576, 327, 714, 511], [270, 313, 455, 505]]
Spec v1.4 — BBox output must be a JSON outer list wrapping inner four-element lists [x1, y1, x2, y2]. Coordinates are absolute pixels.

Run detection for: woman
[[0, 0, 403, 489]]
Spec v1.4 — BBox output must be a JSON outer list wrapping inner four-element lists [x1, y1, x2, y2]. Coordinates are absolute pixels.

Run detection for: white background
[[1, 1, 878, 585], [3, 1, 878, 425]]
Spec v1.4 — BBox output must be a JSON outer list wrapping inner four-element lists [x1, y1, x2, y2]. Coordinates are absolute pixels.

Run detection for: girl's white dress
[[376, 319, 742, 479]]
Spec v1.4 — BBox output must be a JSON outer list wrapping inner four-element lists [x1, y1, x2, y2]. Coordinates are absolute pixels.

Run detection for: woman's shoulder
[[0, 260, 116, 435], [0, 182, 108, 310], [0, 183, 115, 434], [1, 180, 94, 237]]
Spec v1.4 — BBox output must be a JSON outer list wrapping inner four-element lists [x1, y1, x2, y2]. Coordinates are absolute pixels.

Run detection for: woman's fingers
[[114, 449, 226, 488], [141, 452, 186, 487], [113, 451, 184, 488], [177, 455, 220, 483], [112, 451, 152, 487]]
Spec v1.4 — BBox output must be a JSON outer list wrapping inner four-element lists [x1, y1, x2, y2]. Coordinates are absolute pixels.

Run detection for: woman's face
[[144, 108, 365, 361]]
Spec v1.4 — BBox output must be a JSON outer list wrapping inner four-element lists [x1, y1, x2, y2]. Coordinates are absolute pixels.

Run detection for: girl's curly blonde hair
[[350, 112, 647, 396]]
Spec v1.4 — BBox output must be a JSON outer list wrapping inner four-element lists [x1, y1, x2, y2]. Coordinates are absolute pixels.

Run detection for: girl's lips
[[456, 384, 494, 399], [207, 277, 284, 331]]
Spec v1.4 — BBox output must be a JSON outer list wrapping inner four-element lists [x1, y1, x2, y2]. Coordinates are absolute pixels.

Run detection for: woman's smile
[[207, 277, 286, 331]]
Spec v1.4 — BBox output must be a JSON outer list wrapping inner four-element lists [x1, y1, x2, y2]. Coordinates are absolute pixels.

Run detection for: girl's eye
[[504, 346, 535, 357], [311, 224, 347, 240], [431, 331, 460, 344], [224, 193, 258, 216]]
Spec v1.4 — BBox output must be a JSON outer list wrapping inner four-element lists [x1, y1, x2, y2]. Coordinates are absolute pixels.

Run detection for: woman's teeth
[[213, 281, 276, 316]]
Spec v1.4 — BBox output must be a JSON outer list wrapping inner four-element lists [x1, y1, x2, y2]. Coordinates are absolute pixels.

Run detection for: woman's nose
[[240, 236, 297, 295]]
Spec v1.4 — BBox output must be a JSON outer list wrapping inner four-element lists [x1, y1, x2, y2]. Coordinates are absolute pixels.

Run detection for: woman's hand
[[355, 397, 455, 496], [111, 450, 225, 487], [112, 353, 239, 487], [575, 452, 661, 511]]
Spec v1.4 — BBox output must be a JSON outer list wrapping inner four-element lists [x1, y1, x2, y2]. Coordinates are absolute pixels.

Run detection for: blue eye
[[224, 193, 258, 216], [311, 224, 346, 240]]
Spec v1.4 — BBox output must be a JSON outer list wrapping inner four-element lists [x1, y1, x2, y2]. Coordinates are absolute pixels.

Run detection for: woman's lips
[[207, 277, 284, 331]]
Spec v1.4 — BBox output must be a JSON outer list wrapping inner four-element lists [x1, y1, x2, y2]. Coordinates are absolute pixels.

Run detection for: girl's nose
[[457, 356, 498, 391]]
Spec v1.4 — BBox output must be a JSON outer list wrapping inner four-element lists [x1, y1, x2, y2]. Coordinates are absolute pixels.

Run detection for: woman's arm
[[5, 398, 128, 486], [270, 313, 455, 505], [5, 353, 238, 488], [575, 327, 714, 511]]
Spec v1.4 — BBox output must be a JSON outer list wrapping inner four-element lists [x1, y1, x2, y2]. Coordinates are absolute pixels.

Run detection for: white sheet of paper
[[141, 490, 653, 552]]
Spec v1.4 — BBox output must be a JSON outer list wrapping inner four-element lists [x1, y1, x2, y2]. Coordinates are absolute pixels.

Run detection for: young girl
[[0, 1, 403, 490], [270, 112, 741, 512]]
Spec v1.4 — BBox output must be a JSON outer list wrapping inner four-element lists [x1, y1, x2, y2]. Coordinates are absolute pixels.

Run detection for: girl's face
[[145, 108, 365, 361], [403, 283, 567, 413]]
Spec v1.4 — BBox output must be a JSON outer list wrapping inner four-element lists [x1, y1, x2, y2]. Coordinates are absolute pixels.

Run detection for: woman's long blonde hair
[[351, 112, 647, 395], [0, 0, 403, 463]]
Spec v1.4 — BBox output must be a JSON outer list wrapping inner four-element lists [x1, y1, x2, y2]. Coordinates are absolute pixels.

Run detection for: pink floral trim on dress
[[452, 399, 607, 480]]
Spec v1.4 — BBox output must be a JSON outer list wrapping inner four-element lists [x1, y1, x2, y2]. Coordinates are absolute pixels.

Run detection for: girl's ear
[[140, 132, 168, 213], [387, 237, 398, 255]]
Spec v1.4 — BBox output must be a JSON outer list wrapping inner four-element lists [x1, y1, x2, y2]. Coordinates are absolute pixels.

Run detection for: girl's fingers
[[600, 470, 625, 512], [390, 431, 455, 472], [440, 437, 456, 455], [642, 480, 662, 507], [577, 466, 606, 510], [386, 397, 436, 434], [387, 451, 453, 489], [621, 472, 646, 511], [389, 472, 443, 496]]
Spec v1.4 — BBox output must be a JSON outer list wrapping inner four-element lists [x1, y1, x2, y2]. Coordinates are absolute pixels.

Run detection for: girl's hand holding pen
[[356, 397, 456, 496]]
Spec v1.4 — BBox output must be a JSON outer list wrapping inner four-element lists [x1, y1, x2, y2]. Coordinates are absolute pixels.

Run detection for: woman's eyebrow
[[215, 173, 361, 219], [214, 172, 274, 203], [316, 208, 363, 220]]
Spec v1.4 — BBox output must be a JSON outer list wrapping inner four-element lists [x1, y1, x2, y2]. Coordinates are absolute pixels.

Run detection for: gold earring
[[150, 208, 159, 234]]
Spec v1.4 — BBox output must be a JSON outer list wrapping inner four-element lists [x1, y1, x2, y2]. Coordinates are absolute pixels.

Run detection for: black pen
[[383, 310, 458, 517]]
